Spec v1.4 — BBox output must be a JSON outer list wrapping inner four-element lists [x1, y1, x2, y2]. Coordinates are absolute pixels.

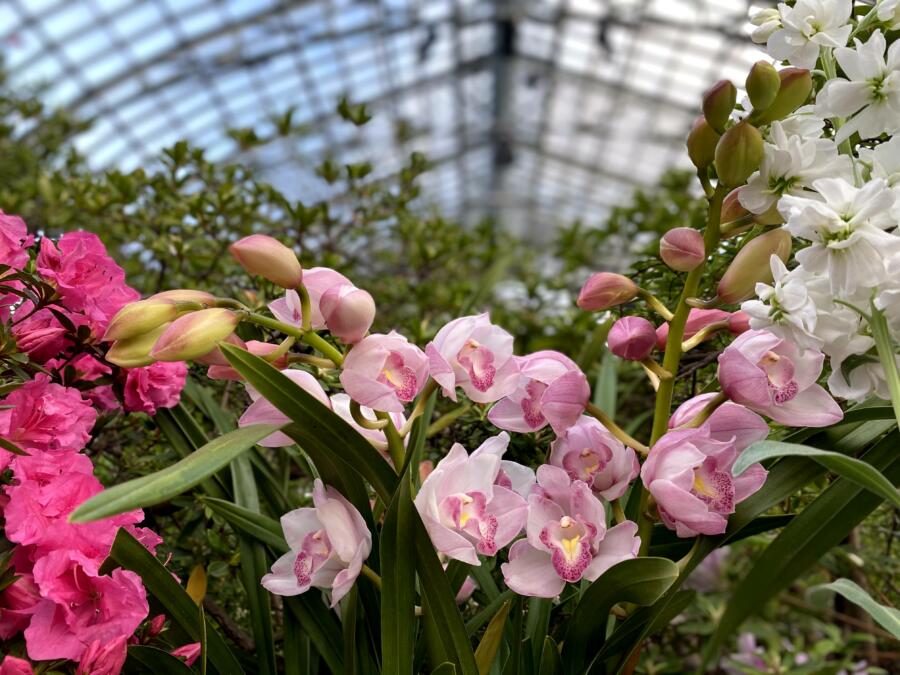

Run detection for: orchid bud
[[720, 188, 753, 238], [150, 308, 241, 362], [577, 272, 638, 311], [687, 117, 720, 169], [207, 340, 288, 380], [716, 230, 792, 304], [152, 289, 216, 305], [229, 234, 303, 289], [745, 61, 780, 112], [320, 284, 376, 344], [752, 201, 784, 226], [104, 298, 181, 342], [608, 317, 657, 361], [106, 324, 170, 368], [702, 80, 737, 133], [727, 311, 751, 335], [714, 122, 764, 187], [660, 227, 705, 272], [754, 68, 812, 124]]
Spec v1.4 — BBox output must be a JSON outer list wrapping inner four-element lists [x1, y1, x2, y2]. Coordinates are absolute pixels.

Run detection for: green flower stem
[[360, 564, 382, 590], [241, 312, 345, 366], [585, 402, 649, 456], [637, 288, 674, 321], [350, 399, 390, 430], [681, 320, 729, 351], [612, 499, 627, 525], [869, 302, 900, 428], [264, 335, 295, 362], [675, 392, 728, 430], [376, 411, 406, 469], [287, 353, 337, 369], [296, 282, 313, 332], [820, 48, 858, 180], [637, 182, 728, 556]]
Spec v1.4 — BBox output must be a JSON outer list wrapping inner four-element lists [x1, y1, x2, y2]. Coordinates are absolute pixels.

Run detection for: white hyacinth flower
[[778, 177, 898, 294], [816, 30, 900, 143], [858, 135, 900, 220], [742, 256, 822, 348], [740, 122, 852, 215], [766, 0, 852, 69]]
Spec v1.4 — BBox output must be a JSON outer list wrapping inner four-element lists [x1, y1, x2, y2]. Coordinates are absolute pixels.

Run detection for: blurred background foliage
[[2, 68, 897, 672]]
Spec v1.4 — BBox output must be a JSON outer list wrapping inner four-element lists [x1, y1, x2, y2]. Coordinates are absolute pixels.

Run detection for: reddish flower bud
[[106, 324, 170, 368], [714, 122, 764, 187], [320, 284, 376, 344], [207, 340, 288, 380], [754, 68, 812, 124], [608, 317, 657, 361], [147, 614, 166, 638], [687, 117, 720, 169], [229, 234, 303, 289], [727, 311, 751, 335], [150, 308, 241, 362], [717, 229, 792, 305], [660, 227, 705, 272], [656, 309, 730, 350], [103, 298, 181, 341], [746, 61, 780, 112], [702, 79, 737, 133], [577, 273, 638, 311]]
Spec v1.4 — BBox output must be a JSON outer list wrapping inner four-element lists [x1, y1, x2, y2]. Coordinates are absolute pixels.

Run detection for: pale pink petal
[[501, 540, 565, 598], [764, 384, 843, 427], [583, 521, 640, 581]]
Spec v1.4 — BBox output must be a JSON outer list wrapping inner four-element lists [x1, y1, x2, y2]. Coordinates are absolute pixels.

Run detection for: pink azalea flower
[[340, 332, 429, 413], [487, 351, 589, 434], [123, 361, 188, 415], [238, 369, 331, 447], [426, 314, 520, 403], [11, 304, 85, 364], [656, 308, 731, 349], [0, 656, 33, 675], [0, 375, 96, 454], [261, 479, 371, 607], [75, 635, 128, 675], [717, 329, 843, 427], [0, 211, 33, 271], [0, 574, 41, 640], [171, 642, 202, 666], [414, 433, 531, 565], [36, 232, 139, 336], [45, 354, 111, 382], [640, 422, 768, 538], [4, 452, 142, 560], [25, 550, 148, 661], [548, 416, 639, 500], [269, 267, 352, 330], [501, 465, 640, 598], [668, 393, 771, 449]]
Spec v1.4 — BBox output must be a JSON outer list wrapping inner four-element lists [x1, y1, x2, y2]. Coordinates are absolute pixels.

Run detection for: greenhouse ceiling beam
[[488, 0, 517, 222]]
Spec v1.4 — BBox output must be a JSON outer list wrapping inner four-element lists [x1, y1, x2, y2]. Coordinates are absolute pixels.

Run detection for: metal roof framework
[[2, 0, 770, 237]]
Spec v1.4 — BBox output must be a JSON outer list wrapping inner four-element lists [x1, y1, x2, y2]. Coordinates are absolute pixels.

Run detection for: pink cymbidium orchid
[[641, 414, 769, 537], [414, 433, 531, 565], [339, 332, 429, 413], [238, 369, 331, 447], [548, 415, 639, 500], [717, 329, 843, 427], [268, 267, 351, 329], [261, 479, 371, 607], [487, 350, 589, 434], [501, 465, 639, 598], [426, 314, 520, 403]]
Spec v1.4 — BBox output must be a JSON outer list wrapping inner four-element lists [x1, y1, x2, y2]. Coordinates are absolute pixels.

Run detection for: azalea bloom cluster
[[0, 214, 195, 671], [742, 3, 900, 403]]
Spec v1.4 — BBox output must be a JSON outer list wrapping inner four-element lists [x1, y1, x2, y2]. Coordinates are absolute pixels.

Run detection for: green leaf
[[807, 578, 900, 640], [124, 646, 196, 674], [155, 405, 228, 500], [560, 557, 678, 675], [649, 515, 793, 559], [284, 595, 345, 674], [433, 664, 459, 675], [0, 437, 28, 456], [231, 455, 276, 675], [466, 590, 515, 637], [870, 304, 900, 427], [475, 600, 510, 675], [702, 430, 900, 666], [201, 497, 287, 553], [592, 350, 618, 414], [539, 636, 563, 675], [381, 467, 417, 674], [103, 530, 243, 675], [733, 440, 900, 509], [71, 423, 280, 522], [524, 597, 552, 669], [282, 603, 311, 675], [221, 344, 398, 503], [413, 512, 479, 675]]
